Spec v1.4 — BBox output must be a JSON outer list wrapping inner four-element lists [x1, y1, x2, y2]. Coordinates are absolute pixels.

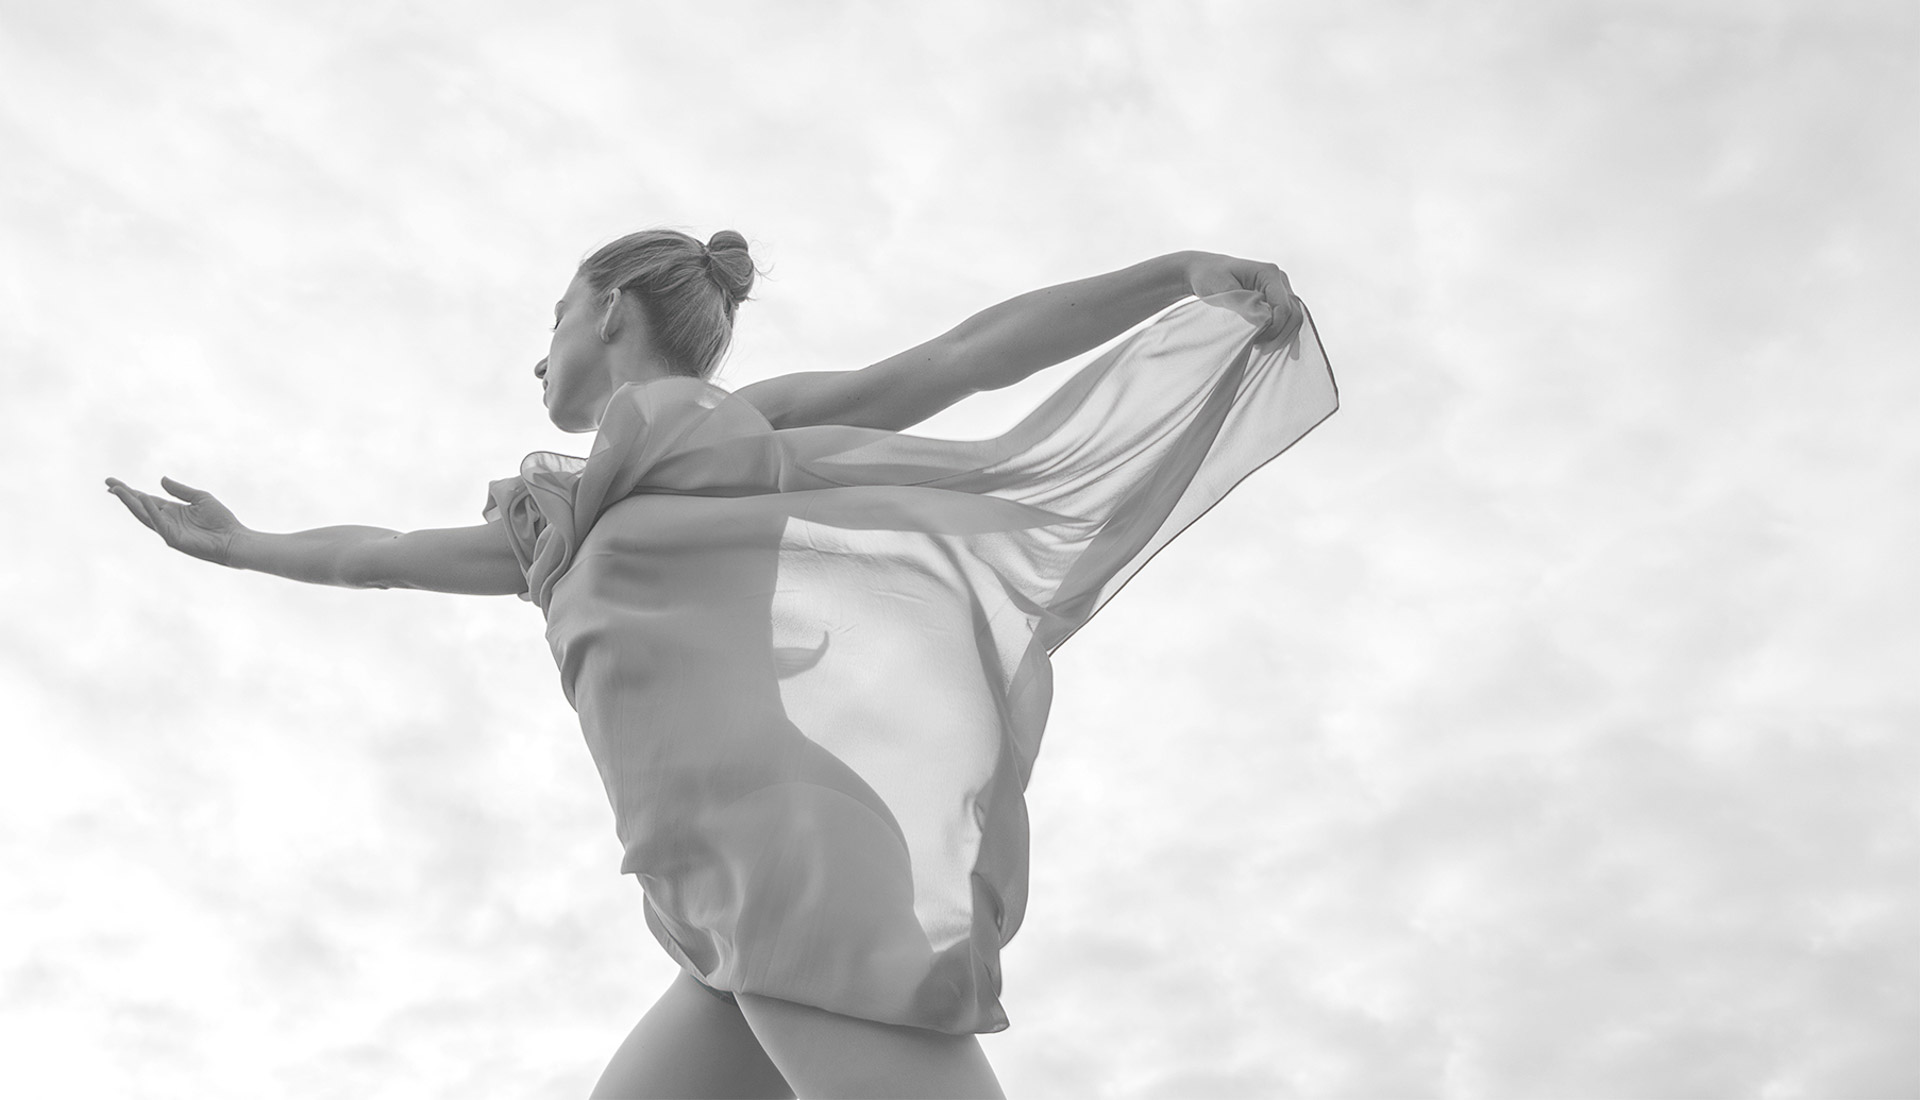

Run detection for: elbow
[[928, 331, 1004, 393]]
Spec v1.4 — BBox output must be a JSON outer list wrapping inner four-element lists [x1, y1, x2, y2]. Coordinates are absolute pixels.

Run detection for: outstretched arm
[[735, 251, 1300, 432], [107, 476, 526, 596]]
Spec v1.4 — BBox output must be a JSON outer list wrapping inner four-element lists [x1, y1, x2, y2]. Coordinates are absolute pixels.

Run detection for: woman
[[108, 228, 1337, 1099]]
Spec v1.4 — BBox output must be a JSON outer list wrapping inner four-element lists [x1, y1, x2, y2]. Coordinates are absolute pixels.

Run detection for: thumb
[[1263, 296, 1305, 347], [160, 476, 210, 503]]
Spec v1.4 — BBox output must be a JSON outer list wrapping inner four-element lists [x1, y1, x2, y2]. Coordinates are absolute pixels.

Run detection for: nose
[[534, 357, 547, 380]]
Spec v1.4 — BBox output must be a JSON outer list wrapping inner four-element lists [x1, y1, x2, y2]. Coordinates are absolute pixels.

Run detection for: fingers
[[106, 479, 160, 533], [1239, 262, 1294, 344], [1258, 264, 1293, 300], [1274, 295, 1307, 343], [1265, 297, 1305, 348], [1251, 301, 1283, 343], [159, 475, 210, 503], [1252, 294, 1305, 348]]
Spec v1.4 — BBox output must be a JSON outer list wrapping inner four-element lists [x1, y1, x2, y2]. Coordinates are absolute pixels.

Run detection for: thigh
[[735, 992, 1005, 1100], [590, 972, 795, 1100]]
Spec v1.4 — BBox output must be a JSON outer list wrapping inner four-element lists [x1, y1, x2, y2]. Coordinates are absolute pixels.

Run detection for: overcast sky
[[4, 1, 1918, 1097]]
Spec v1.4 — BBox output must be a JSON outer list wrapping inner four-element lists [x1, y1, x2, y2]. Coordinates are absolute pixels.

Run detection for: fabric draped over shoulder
[[482, 290, 1337, 1034]]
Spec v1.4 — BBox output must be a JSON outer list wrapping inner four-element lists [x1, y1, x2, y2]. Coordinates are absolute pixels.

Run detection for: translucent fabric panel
[[483, 290, 1337, 1033]]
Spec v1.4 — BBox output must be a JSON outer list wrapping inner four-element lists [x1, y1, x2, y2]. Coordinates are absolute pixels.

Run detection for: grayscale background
[[4, 1, 1915, 1096]]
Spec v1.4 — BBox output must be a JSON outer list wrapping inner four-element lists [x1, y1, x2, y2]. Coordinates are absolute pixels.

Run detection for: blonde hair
[[579, 228, 757, 379]]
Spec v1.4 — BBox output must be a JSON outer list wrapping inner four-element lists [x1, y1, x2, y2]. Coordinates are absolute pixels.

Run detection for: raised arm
[[735, 250, 1300, 432], [107, 476, 526, 597]]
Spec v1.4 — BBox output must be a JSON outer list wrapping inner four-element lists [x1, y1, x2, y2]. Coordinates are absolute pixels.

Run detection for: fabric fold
[[482, 289, 1337, 1033]]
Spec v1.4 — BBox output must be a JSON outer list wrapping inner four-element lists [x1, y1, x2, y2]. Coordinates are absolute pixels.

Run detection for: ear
[[598, 288, 626, 342]]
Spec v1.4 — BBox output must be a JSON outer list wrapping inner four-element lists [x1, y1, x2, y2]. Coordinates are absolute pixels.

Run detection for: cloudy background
[[5, 0, 1917, 1096]]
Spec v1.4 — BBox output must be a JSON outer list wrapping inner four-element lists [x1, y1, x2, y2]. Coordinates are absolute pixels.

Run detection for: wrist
[[224, 527, 261, 570], [1166, 251, 1205, 298]]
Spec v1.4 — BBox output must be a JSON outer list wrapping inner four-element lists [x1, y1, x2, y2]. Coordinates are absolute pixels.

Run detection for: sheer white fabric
[[483, 290, 1337, 1034]]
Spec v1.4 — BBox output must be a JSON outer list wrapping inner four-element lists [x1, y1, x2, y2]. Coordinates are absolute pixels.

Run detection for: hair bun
[[704, 230, 755, 307]]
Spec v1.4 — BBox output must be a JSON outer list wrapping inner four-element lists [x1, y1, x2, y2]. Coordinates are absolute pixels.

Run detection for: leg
[[736, 992, 1004, 1100], [590, 972, 795, 1100]]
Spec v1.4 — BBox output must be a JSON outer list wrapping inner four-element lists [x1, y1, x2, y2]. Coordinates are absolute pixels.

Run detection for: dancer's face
[[535, 273, 617, 433]]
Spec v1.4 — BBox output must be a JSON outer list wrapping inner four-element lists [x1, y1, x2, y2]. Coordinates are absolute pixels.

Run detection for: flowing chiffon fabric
[[483, 290, 1337, 1034]]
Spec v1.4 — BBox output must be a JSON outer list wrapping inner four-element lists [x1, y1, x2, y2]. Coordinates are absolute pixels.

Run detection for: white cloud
[[5, 1, 1917, 1096]]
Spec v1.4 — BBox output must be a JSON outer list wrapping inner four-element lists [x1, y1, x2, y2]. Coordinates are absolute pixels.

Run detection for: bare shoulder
[[730, 370, 857, 430], [728, 373, 798, 428]]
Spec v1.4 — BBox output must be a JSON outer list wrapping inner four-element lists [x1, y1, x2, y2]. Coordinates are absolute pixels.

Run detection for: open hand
[[1185, 252, 1303, 347], [106, 476, 244, 565]]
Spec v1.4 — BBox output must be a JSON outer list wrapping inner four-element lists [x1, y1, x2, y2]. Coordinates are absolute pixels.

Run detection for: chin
[[542, 396, 591, 433]]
